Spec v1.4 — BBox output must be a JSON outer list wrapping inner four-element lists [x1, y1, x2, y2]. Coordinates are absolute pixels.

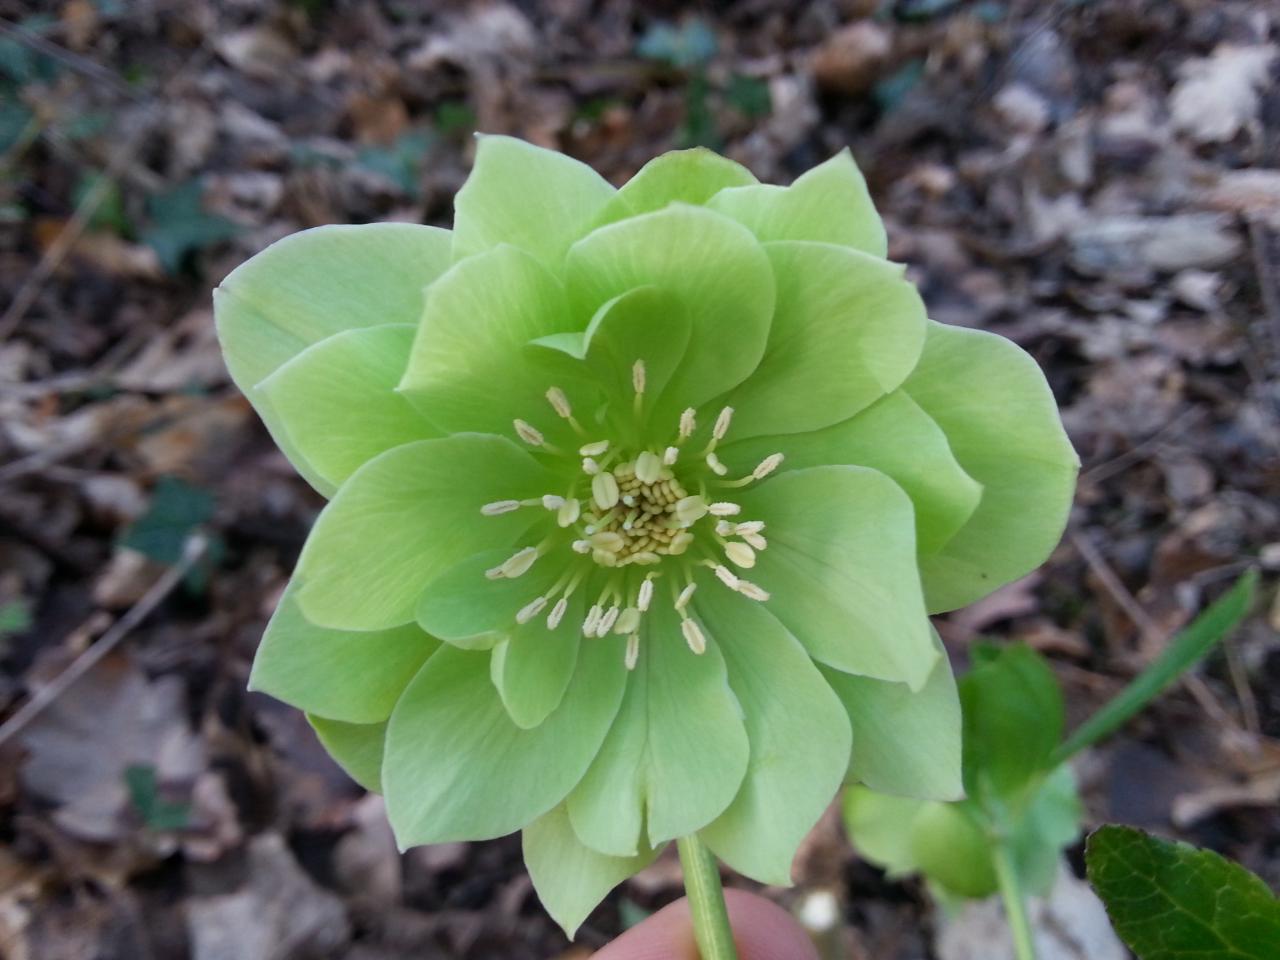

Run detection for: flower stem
[[676, 834, 739, 960], [993, 841, 1038, 960]]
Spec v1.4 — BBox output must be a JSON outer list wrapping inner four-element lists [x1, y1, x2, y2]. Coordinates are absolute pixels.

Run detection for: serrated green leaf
[[1086, 825, 1280, 960], [142, 179, 239, 273]]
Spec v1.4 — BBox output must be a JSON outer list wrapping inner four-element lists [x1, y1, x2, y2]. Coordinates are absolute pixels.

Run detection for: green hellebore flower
[[214, 136, 1079, 936]]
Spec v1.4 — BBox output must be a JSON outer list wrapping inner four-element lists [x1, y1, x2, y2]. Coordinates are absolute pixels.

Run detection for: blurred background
[[0, 1, 1277, 958]]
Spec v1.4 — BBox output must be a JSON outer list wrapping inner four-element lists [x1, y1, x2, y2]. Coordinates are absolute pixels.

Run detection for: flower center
[[478, 359, 783, 670]]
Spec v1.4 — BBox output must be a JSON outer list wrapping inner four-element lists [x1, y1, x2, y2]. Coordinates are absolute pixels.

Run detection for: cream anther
[[632, 359, 646, 394], [627, 551, 661, 565], [736, 520, 765, 535], [516, 595, 548, 624], [597, 605, 621, 637], [625, 633, 640, 670], [580, 439, 610, 457], [547, 597, 569, 629], [715, 520, 734, 537], [711, 564, 740, 589], [675, 582, 697, 611], [546, 387, 572, 419], [736, 579, 770, 602], [635, 451, 662, 484], [615, 607, 641, 634], [501, 546, 539, 578], [681, 618, 707, 655], [637, 576, 655, 611], [513, 419, 544, 447], [674, 495, 709, 527], [582, 457, 600, 475], [741, 530, 768, 551], [571, 539, 591, 554], [558, 500, 582, 527], [593, 548, 620, 567], [706, 452, 728, 476], [480, 499, 521, 516], [589, 531, 625, 552], [708, 501, 741, 517], [484, 564, 505, 580], [713, 406, 734, 441], [592, 471, 621, 510], [725, 542, 756, 569], [541, 494, 566, 510], [663, 446, 680, 465], [669, 531, 694, 554], [679, 408, 697, 439], [582, 605, 603, 636], [753, 453, 784, 480]]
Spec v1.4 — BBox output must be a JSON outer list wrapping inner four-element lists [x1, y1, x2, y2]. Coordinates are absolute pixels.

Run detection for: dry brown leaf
[[1170, 44, 1277, 144]]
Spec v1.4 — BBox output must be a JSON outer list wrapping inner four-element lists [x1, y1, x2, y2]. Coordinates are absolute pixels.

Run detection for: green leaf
[[383, 639, 626, 845], [452, 135, 615, 268], [259, 324, 435, 488], [250, 580, 438, 724], [119, 476, 214, 565], [707, 150, 887, 258], [721, 241, 926, 440], [636, 20, 718, 67], [722, 389, 982, 555], [1010, 765, 1082, 896], [214, 222, 452, 495], [736, 466, 937, 689], [294, 435, 560, 631], [563, 204, 775, 425], [904, 321, 1079, 613], [822, 630, 962, 801], [695, 581, 852, 885], [355, 128, 432, 196], [960, 644, 1063, 804], [725, 74, 771, 118], [141, 178, 239, 273], [1085, 825, 1280, 960], [524, 804, 660, 938], [124, 764, 190, 831], [399, 244, 587, 440], [1053, 569, 1259, 764], [566, 600, 750, 855], [309, 714, 387, 793], [0, 599, 31, 638]]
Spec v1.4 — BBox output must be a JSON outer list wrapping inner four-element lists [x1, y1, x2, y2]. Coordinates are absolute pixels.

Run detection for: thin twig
[[1080, 408, 1198, 486], [1247, 218, 1280, 374], [0, 535, 206, 750]]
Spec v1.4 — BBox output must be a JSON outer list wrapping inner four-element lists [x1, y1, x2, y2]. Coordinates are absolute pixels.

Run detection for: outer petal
[[383, 640, 626, 845], [490, 587, 583, 730], [399, 245, 586, 439], [564, 205, 775, 421], [696, 582, 852, 885], [821, 631, 963, 801], [250, 580, 439, 724], [258, 324, 433, 488], [723, 242, 926, 440], [524, 804, 660, 939], [721, 390, 982, 555], [597, 148, 757, 224], [707, 149, 887, 257], [842, 786, 929, 876], [567, 601, 750, 856], [903, 321, 1079, 613], [737, 466, 937, 690], [309, 715, 386, 793], [294, 435, 559, 631], [452, 135, 615, 268], [214, 223, 451, 495]]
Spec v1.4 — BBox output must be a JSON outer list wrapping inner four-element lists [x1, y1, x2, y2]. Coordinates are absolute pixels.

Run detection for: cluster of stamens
[[479, 359, 783, 670]]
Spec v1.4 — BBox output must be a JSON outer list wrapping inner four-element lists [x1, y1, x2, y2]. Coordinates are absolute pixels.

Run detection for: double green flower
[[215, 136, 1078, 934]]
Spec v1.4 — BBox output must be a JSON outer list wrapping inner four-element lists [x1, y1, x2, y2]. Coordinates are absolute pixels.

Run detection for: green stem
[[677, 834, 739, 960], [993, 842, 1037, 960]]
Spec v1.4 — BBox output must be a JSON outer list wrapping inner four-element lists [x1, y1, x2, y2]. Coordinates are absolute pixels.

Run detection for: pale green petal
[[721, 390, 981, 555], [737, 466, 937, 689], [258, 324, 433, 488], [903, 321, 1079, 612], [707, 149, 886, 257], [821, 631, 963, 801], [250, 580, 439, 724], [214, 223, 451, 495], [909, 802, 998, 897], [309, 714, 387, 793], [524, 804, 660, 938], [841, 786, 929, 876], [490, 588, 583, 729], [598, 148, 757, 224], [567, 601, 749, 855], [452, 135, 615, 268], [416, 548, 574, 651], [564, 205, 774, 420], [695, 581, 852, 885], [399, 245, 587, 438], [723, 242, 925, 440], [384, 640, 626, 845], [294, 435, 559, 631]]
